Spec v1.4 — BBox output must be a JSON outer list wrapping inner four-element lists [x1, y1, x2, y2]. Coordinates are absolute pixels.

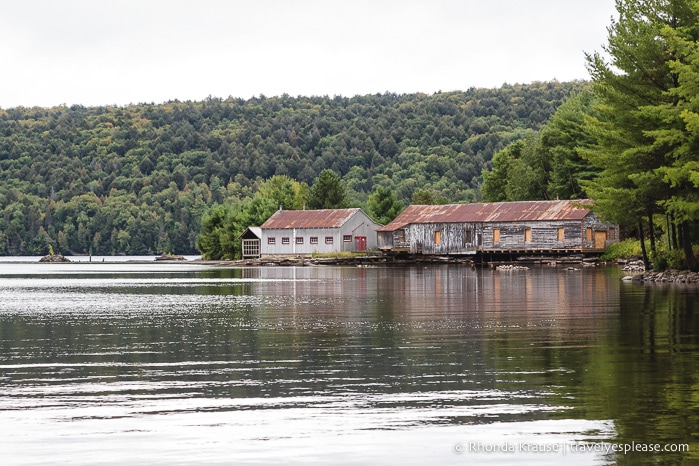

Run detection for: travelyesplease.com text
[[454, 441, 689, 455]]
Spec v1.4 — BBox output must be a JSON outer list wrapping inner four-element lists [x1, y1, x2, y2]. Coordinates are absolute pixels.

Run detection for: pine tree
[[368, 185, 404, 225], [582, 0, 698, 269], [307, 169, 348, 209]]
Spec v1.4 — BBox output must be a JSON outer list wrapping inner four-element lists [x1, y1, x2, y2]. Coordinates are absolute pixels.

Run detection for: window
[[267, 237, 276, 244], [295, 237, 304, 244], [343, 235, 352, 242], [524, 228, 532, 243], [557, 228, 565, 242], [310, 236, 318, 244], [325, 236, 334, 244], [434, 231, 441, 245], [282, 237, 290, 245], [464, 230, 472, 244], [609, 228, 616, 240], [586, 228, 593, 241], [493, 229, 500, 243], [242, 240, 260, 258]]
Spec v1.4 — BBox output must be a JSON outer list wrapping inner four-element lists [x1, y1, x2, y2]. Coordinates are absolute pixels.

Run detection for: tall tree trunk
[[670, 213, 679, 250], [679, 221, 697, 271], [647, 212, 656, 256], [639, 220, 650, 270]]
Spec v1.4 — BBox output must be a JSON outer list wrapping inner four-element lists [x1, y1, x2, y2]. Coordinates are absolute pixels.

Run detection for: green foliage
[[411, 189, 436, 205], [195, 204, 237, 260], [482, 133, 550, 202], [307, 169, 348, 209], [481, 90, 601, 202], [540, 90, 602, 199], [583, 0, 699, 270], [651, 249, 686, 272], [0, 84, 581, 255], [367, 185, 403, 225], [600, 238, 643, 260], [257, 175, 307, 210]]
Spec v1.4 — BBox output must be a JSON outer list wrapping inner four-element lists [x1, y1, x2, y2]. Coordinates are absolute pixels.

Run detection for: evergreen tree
[[411, 189, 436, 205], [540, 90, 602, 199], [481, 132, 549, 202], [195, 204, 237, 260], [367, 185, 404, 224], [307, 169, 348, 209], [649, 2, 699, 270], [582, 0, 698, 270]]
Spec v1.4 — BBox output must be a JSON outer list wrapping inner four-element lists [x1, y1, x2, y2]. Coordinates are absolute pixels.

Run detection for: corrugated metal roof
[[377, 200, 593, 232], [260, 208, 363, 229]]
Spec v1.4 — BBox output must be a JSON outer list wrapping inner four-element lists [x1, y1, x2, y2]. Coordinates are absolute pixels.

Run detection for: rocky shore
[[627, 270, 699, 284], [621, 259, 699, 284]]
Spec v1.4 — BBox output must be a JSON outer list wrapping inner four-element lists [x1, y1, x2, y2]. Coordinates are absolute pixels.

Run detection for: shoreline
[[15, 255, 699, 283], [625, 269, 699, 284]]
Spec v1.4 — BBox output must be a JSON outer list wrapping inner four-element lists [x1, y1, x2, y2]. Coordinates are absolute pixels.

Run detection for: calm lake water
[[0, 260, 697, 465]]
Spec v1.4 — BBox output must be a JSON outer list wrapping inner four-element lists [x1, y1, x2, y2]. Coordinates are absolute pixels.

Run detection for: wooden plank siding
[[406, 222, 478, 255], [481, 221, 585, 251], [377, 200, 620, 256]]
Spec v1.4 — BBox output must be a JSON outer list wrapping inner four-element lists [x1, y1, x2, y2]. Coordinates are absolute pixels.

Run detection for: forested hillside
[[0, 81, 585, 256]]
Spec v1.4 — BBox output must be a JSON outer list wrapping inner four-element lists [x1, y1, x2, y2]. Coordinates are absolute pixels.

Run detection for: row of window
[[491, 227, 562, 243], [267, 235, 353, 245], [433, 230, 473, 245], [430, 228, 579, 244], [489, 227, 616, 243]]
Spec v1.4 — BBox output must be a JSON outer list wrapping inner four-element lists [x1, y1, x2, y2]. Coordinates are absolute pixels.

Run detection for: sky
[[0, 0, 617, 109]]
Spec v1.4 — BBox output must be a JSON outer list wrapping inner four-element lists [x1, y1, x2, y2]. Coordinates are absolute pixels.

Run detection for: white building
[[241, 208, 382, 258]]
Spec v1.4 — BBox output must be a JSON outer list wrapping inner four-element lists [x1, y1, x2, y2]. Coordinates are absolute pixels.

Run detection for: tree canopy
[[583, 0, 699, 270], [481, 90, 601, 202], [0, 83, 580, 256]]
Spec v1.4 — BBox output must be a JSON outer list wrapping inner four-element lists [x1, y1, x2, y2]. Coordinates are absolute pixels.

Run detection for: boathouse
[[256, 208, 383, 257], [239, 227, 262, 259], [377, 199, 618, 256]]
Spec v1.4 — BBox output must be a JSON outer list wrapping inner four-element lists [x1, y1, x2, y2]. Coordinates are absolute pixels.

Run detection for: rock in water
[[39, 254, 70, 263]]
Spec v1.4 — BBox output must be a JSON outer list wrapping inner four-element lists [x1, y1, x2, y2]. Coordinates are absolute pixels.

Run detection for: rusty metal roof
[[377, 200, 594, 232], [261, 208, 364, 229]]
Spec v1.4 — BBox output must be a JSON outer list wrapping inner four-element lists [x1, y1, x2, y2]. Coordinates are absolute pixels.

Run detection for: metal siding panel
[[260, 209, 382, 254]]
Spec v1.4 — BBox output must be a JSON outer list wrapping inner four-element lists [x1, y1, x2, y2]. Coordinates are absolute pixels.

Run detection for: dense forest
[[0, 81, 584, 256]]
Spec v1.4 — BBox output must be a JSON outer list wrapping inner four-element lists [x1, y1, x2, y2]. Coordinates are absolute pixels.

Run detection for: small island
[[154, 253, 186, 261], [39, 245, 71, 263], [39, 254, 70, 262]]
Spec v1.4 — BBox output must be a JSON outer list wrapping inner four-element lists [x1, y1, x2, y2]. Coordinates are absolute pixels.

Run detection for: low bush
[[601, 239, 643, 260], [651, 249, 687, 271]]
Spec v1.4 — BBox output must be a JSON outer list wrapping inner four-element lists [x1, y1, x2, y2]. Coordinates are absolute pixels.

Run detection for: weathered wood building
[[377, 200, 619, 256], [248, 208, 382, 257]]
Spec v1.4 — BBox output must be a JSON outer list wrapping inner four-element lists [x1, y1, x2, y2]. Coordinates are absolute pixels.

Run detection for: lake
[[0, 260, 697, 465]]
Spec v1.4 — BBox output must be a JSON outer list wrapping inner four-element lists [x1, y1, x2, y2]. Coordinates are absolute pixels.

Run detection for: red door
[[355, 236, 367, 252]]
